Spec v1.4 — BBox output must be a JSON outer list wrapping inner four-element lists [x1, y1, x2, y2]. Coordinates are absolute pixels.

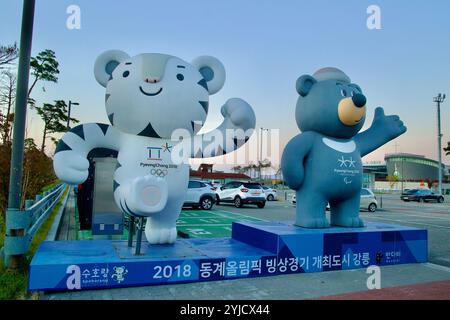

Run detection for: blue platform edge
[[28, 221, 427, 292]]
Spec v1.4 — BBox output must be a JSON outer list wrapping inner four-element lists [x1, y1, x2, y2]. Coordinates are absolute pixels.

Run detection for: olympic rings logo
[[151, 169, 168, 177]]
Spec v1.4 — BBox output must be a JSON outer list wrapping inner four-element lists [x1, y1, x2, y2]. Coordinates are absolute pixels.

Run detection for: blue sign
[[28, 222, 427, 292]]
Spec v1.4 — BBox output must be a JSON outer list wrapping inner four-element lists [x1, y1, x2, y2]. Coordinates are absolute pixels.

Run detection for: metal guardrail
[[2, 183, 67, 266]]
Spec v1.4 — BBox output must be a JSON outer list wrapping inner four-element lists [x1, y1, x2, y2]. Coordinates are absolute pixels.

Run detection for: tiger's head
[[94, 50, 226, 139]]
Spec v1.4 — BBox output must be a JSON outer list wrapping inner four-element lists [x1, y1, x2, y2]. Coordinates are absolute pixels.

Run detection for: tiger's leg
[[113, 174, 168, 217]]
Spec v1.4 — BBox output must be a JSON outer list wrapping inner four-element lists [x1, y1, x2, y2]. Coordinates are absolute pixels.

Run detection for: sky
[[1, 0, 450, 170]]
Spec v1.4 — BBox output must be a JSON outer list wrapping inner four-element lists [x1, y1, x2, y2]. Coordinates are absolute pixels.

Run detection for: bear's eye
[[176, 74, 184, 81], [123, 71, 130, 78], [341, 89, 347, 97]]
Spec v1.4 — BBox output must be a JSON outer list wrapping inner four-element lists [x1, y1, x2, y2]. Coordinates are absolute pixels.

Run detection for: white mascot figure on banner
[[53, 50, 256, 244]]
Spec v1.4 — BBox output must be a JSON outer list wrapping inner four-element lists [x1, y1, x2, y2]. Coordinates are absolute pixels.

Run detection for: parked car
[[202, 181, 219, 191], [401, 189, 444, 203], [292, 188, 378, 212], [216, 181, 266, 208], [291, 194, 296, 205], [183, 180, 216, 210], [359, 188, 379, 212], [262, 186, 278, 201]]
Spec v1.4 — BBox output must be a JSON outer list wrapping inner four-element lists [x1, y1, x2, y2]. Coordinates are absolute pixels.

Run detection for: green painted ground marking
[[177, 209, 263, 238], [75, 208, 262, 240]]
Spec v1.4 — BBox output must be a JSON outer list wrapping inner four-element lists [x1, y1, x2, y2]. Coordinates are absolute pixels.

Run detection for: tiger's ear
[[191, 56, 226, 95], [94, 50, 130, 87]]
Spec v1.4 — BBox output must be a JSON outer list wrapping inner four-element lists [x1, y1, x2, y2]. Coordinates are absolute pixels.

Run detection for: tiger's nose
[[352, 93, 366, 108], [145, 76, 160, 83]]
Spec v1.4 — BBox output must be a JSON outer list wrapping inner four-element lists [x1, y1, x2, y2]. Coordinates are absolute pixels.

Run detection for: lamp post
[[433, 93, 445, 194], [67, 100, 79, 129], [5, 0, 36, 267], [259, 127, 269, 180]]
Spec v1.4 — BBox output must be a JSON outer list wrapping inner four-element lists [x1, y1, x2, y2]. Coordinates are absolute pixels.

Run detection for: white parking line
[[366, 216, 450, 230], [378, 211, 450, 221], [179, 224, 232, 227], [213, 208, 265, 221]]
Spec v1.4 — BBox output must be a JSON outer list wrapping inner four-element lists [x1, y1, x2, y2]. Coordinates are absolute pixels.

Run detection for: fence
[[1, 183, 67, 266]]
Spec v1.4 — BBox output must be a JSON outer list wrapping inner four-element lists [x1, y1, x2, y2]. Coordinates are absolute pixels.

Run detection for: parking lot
[[43, 192, 450, 300]]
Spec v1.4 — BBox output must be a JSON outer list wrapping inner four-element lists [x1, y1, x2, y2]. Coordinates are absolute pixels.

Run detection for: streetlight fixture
[[67, 100, 79, 129], [433, 93, 445, 194]]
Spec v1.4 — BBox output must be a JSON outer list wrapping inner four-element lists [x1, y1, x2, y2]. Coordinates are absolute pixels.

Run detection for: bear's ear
[[94, 50, 130, 87], [296, 75, 317, 97], [349, 83, 362, 93], [191, 56, 226, 95]]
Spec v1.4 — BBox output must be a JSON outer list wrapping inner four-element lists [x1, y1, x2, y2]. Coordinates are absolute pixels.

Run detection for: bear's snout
[[352, 93, 366, 108], [338, 96, 366, 126]]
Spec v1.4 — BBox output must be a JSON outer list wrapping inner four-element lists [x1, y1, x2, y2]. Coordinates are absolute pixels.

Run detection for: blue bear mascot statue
[[53, 50, 256, 244], [281, 67, 406, 228]]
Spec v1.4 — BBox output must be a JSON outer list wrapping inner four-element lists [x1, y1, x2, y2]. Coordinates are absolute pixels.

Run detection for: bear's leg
[[330, 196, 365, 227], [295, 190, 329, 228]]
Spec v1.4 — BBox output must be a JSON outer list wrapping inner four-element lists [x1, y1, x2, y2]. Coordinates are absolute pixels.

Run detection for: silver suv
[[216, 181, 266, 208], [183, 180, 216, 210]]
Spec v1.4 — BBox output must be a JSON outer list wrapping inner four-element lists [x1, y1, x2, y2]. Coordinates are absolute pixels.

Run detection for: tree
[[445, 141, 450, 156], [0, 71, 17, 144], [232, 165, 242, 173], [28, 49, 59, 96], [34, 100, 78, 152], [386, 175, 398, 189], [0, 43, 19, 69]]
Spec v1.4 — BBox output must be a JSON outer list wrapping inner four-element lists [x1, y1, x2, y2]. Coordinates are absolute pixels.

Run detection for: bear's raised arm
[[355, 107, 407, 157], [281, 132, 315, 191], [186, 98, 256, 158], [53, 123, 122, 185]]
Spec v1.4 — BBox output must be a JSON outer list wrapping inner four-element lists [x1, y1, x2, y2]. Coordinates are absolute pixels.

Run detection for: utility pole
[[433, 93, 445, 194], [259, 127, 269, 180], [67, 100, 79, 129], [5, 0, 36, 267]]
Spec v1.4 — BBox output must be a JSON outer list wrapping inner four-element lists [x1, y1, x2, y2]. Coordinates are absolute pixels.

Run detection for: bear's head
[[94, 50, 226, 139], [295, 67, 367, 139]]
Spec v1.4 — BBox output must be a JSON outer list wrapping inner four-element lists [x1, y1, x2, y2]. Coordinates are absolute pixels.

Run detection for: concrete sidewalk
[[315, 279, 450, 300], [42, 263, 450, 300]]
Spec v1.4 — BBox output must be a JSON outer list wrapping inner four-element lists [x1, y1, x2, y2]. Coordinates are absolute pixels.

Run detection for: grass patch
[[0, 186, 68, 300]]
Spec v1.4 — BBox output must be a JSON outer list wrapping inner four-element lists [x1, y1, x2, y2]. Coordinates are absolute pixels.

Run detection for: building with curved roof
[[385, 153, 446, 181]]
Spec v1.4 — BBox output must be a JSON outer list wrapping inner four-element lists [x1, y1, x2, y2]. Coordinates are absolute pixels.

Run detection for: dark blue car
[[401, 189, 444, 203]]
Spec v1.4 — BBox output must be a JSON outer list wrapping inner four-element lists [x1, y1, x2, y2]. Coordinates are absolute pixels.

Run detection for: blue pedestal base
[[232, 221, 428, 272], [28, 221, 427, 292]]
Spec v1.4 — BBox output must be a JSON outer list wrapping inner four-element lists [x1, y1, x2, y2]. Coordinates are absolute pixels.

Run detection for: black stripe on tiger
[[96, 123, 110, 135], [113, 180, 120, 192], [199, 101, 209, 113], [55, 140, 72, 153], [69, 124, 85, 141], [197, 78, 208, 91], [233, 136, 249, 148], [138, 122, 161, 138]]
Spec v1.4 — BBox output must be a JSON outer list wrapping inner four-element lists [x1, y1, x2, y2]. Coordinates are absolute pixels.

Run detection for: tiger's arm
[[53, 123, 122, 185], [175, 98, 256, 160]]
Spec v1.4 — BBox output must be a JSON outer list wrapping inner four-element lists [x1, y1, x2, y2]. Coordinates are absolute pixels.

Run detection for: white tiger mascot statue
[[53, 50, 256, 244]]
